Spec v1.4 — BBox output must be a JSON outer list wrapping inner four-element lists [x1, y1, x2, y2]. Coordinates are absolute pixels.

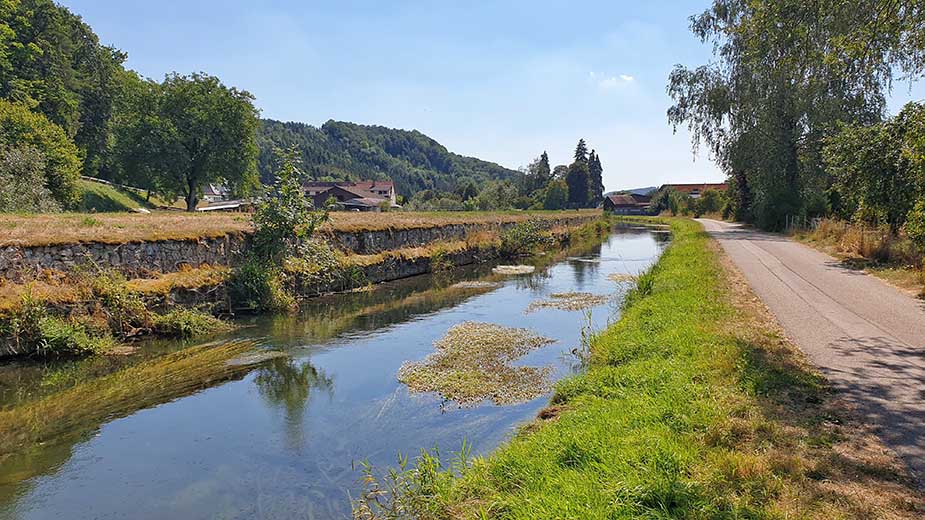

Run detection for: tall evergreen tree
[[538, 151, 551, 184], [573, 139, 589, 164], [588, 150, 604, 206]]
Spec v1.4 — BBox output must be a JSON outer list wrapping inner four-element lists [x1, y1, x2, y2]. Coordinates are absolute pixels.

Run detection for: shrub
[[0, 296, 113, 356], [153, 308, 229, 338], [0, 146, 61, 213], [499, 219, 553, 257], [904, 200, 925, 251], [0, 100, 82, 208], [228, 258, 295, 312], [89, 271, 152, 334]]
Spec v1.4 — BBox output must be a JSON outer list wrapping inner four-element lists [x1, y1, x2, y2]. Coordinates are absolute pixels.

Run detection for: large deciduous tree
[[152, 73, 260, 211], [565, 160, 589, 208], [667, 0, 924, 230]]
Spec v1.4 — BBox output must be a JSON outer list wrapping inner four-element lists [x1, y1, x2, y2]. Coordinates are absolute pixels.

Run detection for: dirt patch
[[397, 321, 555, 407]]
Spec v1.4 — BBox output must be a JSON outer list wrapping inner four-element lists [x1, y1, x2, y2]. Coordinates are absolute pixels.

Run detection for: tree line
[[0, 0, 262, 212], [668, 0, 925, 235], [257, 119, 522, 197], [404, 140, 605, 211]]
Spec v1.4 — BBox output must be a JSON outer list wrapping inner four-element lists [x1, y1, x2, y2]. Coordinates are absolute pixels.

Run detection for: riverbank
[[0, 213, 605, 358], [355, 218, 923, 519]]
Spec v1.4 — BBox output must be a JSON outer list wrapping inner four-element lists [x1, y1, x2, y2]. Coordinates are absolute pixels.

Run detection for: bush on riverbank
[[354, 218, 923, 519], [0, 269, 230, 358]]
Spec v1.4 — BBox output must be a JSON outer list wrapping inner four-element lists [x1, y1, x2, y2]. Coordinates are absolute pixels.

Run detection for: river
[[0, 226, 667, 519]]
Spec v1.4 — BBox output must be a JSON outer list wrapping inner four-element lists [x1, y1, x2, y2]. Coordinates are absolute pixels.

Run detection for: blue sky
[[63, 0, 924, 192]]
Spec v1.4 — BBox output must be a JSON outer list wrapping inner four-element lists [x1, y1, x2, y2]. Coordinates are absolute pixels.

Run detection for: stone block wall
[[0, 215, 599, 282]]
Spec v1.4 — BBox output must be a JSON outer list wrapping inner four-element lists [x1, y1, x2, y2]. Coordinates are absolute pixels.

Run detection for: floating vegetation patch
[[492, 265, 535, 275], [450, 281, 503, 290], [526, 292, 608, 313], [608, 273, 639, 283], [397, 321, 555, 407]]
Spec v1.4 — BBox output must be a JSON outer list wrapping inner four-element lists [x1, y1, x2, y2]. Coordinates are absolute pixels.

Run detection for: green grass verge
[[354, 218, 922, 519], [76, 179, 152, 212]]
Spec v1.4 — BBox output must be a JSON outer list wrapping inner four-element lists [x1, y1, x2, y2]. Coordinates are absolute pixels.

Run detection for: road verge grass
[[354, 218, 923, 519]]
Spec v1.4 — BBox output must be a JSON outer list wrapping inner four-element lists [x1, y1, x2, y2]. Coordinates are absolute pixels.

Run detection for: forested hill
[[257, 119, 520, 196]]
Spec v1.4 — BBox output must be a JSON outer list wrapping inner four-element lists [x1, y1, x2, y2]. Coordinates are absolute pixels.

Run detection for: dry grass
[[795, 218, 924, 296], [397, 321, 555, 407], [525, 292, 608, 313], [126, 265, 231, 295], [0, 210, 600, 247], [0, 265, 231, 313]]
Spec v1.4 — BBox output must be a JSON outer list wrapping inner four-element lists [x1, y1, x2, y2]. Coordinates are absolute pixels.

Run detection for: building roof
[[303, 180, 393, 191], [606, 194, 648, 207], [350, 180, 394, 191], [660, 183, 727, 194]]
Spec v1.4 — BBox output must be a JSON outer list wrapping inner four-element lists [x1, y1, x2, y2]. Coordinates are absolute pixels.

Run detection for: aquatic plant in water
[[491, 265, 535, 275], [607, 272, 638, 283], [449, 281, 502, 290], [526, 292, 608, 313], [397, 321, 555, 407]]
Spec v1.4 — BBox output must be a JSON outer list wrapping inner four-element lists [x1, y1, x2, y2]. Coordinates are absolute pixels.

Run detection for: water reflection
[[0, 226, 669, 520], [255, 358, 334, 451]]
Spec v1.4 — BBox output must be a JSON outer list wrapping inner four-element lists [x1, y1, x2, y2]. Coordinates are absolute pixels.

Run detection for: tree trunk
[[185, 178, 198, 212]]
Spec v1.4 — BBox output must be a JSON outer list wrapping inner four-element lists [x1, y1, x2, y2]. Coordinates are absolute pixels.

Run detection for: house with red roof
[[303, 180, 398, 211]]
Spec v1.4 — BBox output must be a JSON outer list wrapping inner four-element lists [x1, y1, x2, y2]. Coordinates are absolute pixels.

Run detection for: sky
[[63, 0, 925, 192]]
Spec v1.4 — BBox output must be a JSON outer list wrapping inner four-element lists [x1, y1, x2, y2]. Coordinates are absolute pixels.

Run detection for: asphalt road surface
[[699, 219, 925, 485]]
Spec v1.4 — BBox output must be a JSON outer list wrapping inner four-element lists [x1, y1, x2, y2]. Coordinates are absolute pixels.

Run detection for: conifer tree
[[573, 139, 589, 164], [588, 150, 604, 206]]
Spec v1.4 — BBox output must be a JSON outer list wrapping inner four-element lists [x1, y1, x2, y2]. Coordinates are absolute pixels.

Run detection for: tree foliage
[[823, 102, 925, 230], [668, 0, 924, 230], [257, 119, 520, 197], [0, 0, 125, 177], [0, 98, 80, 206], [0, 144, 60, 212]]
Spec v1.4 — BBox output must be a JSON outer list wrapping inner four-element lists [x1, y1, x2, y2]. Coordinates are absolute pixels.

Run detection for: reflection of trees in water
[[254, 357, 333, 451], [569, 244, 602, 287]]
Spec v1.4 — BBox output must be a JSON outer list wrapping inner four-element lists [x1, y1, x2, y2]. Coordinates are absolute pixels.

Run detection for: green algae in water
[[397, 321, 555, 407]]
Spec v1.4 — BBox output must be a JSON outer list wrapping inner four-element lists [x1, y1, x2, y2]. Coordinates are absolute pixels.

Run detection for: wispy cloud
[[591, 71, 635, 90]]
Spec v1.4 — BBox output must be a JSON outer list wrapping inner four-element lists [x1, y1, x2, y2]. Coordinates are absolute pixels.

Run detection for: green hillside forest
[[257, 119, 520, 195]]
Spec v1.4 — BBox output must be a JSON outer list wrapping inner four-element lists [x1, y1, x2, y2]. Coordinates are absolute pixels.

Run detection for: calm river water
[[0, 226, 667, 519]]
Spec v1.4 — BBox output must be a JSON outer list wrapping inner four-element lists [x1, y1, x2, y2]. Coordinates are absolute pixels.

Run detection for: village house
[[302, 180, 399, 211], [603, 193, 653, 215]]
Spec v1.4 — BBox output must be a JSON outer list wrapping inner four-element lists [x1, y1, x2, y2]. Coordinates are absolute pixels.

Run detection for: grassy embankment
[[355, 218, 922, 519], [793, 218, 924, 297], [0, 213, 606, 357], [0, 209, 600, 247]]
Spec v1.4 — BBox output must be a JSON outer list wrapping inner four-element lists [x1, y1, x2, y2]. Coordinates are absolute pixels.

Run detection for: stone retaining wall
[[0, 215, 598, 282]]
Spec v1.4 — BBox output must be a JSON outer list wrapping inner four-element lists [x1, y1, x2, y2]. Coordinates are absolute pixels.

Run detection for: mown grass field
[[0, 209, 600, 247], [356, 219, 922, 519]]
